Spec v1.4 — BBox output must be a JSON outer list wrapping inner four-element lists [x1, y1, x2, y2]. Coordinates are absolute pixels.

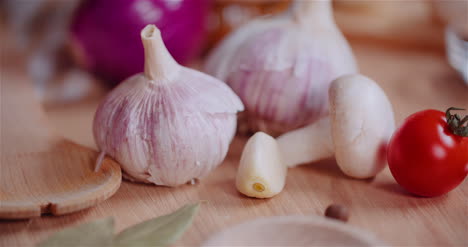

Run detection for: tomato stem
[[446, 107, 468, 137]]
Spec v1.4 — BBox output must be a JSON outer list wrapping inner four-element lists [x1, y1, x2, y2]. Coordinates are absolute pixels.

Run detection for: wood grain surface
[[1, 41, 467, 246], [0, 71, 122, 219], [1, 1, 468, 245]]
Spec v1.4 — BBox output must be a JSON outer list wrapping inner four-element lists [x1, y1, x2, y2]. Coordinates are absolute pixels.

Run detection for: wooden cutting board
[[0, 70, 122, 219], [1, 40, 467, 246]]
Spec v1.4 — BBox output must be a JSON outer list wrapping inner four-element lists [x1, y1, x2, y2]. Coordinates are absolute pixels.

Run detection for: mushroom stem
[[276, 117, 334, 167], [141, 25, 179, 81]]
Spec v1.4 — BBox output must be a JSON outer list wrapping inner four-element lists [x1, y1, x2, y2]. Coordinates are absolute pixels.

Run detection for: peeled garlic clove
[[205, 0, 357, 135], [236, 132, 287, 198], [93, 25, 244, 186]]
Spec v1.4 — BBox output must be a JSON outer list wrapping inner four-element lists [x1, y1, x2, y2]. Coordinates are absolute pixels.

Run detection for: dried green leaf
[[37, 217, 114, 247], [113, 203, 200, 247]]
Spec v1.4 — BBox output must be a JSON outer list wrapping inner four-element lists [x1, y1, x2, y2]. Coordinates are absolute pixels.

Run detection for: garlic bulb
[[93, 25, 244, 186], [205, 0, 357, 135]]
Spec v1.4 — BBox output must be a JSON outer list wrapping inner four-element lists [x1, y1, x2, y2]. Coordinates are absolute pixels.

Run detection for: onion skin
[[71, 0, 210, 84]]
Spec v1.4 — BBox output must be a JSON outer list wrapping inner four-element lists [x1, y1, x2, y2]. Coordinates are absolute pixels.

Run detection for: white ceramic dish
[[202, 216, 385, 246]]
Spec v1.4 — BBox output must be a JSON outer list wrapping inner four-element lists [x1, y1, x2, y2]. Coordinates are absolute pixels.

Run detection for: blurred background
[[1, 0, 467, 146]]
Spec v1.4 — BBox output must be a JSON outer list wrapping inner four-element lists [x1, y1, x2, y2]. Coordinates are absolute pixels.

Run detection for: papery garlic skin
[[93, 25, 244, 186], [205, 0, 357, 135]]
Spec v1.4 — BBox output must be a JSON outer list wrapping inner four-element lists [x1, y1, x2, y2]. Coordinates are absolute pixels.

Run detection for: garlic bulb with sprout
[[93, 25, 244, 186], [205, 0, 357, 135]]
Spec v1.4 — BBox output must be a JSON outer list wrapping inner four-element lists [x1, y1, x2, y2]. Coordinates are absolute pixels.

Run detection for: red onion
[[71, 0, 210, 83]]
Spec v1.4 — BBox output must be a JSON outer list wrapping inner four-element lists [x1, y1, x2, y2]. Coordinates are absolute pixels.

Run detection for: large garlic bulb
[[205, 0, 357, 135], [93, 25, 244, 186]]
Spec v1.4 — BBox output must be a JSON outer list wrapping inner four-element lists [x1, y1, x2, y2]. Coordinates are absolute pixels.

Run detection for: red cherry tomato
[[387, 108, 468, 197]]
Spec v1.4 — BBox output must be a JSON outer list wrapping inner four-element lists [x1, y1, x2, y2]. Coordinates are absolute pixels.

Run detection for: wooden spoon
[[202, 216, 384, 246], [0, 72, 121, 219]]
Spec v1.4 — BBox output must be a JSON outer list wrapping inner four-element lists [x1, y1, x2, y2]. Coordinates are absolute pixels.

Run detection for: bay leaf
[[37, 217, 114, 247], [113, 203, 200, 247]]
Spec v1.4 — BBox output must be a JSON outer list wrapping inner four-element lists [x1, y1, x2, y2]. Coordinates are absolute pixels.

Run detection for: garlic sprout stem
[[291, 0, 334, 27], [141, 25, 178, 81], [94, 150, 106, 172], [276, 117, 334, 167]]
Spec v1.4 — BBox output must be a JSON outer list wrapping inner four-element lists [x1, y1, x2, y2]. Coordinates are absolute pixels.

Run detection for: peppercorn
[[325, 204, 349, 222]]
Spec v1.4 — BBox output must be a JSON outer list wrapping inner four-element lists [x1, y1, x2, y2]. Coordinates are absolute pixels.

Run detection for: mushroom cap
[[329, 74, 395, 178]]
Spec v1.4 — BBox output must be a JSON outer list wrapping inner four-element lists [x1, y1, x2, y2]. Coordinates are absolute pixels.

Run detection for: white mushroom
[[236, 74, 395, 199], [277, 74, 395, 178]]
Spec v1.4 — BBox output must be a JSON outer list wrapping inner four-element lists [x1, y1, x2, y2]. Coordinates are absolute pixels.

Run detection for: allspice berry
[[325, 204, 349, 222]]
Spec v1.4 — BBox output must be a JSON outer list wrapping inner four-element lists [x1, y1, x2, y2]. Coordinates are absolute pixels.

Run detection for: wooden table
[[1, 39, 467, 246]]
